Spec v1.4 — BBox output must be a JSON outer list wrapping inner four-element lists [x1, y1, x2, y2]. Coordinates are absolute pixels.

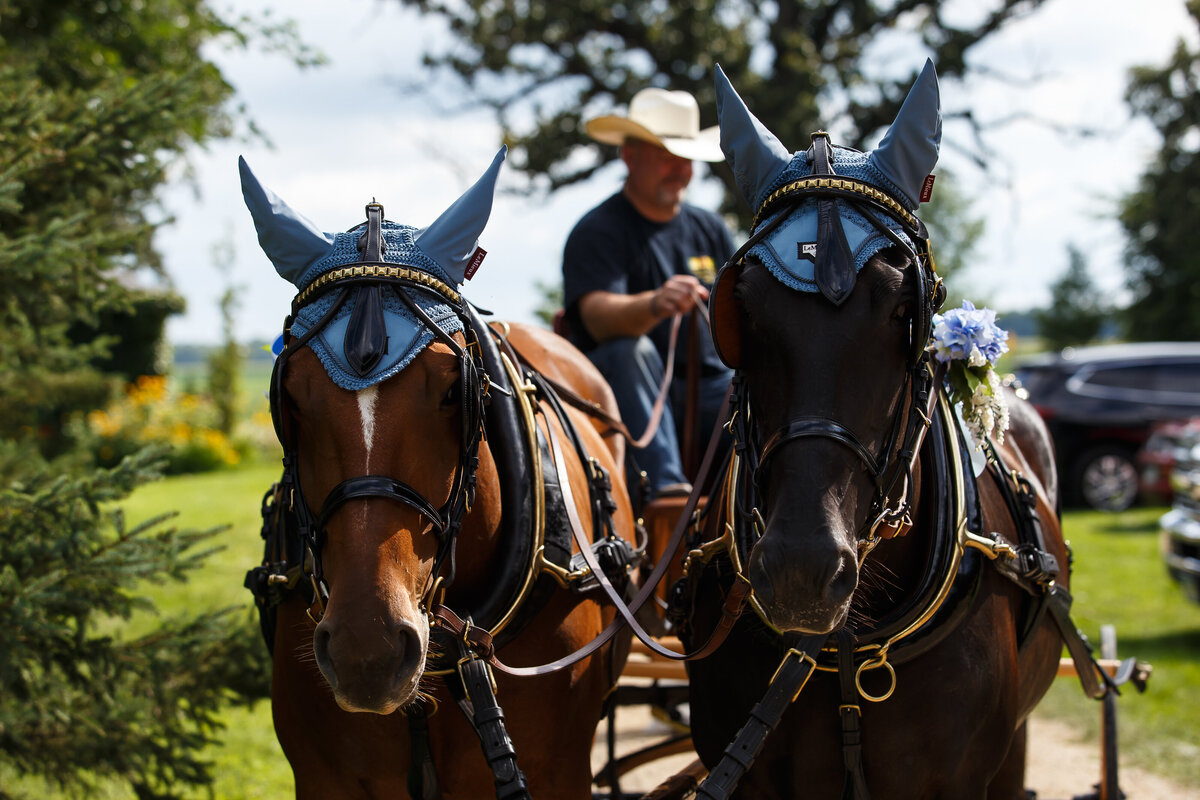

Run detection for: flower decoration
[[930, 300, 1010, 448]]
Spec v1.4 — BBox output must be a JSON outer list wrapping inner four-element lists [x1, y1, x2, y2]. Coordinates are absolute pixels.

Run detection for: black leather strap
[[345, 203, 389, 376], [406, 703, 444, 800], [758, 417, 882, 480], [695, 635, 827, 800], [807, 133, 857, 306], [448, 644, 531, 800], [837, 629, 871, 800], [316, 474, 447, 540], [1045, 584, 1116, 701]]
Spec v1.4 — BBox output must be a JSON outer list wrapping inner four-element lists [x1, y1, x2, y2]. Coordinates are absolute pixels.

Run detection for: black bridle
[[268, 203, 489, 611], [712, 133, 945, 561]]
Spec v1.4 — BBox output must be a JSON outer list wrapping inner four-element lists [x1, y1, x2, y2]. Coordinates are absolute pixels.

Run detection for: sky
[[156, 0, 1196, 345]]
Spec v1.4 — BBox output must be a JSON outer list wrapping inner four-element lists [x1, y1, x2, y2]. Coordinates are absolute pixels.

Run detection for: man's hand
[[578, 274, 711, 343], [651, 274, 709, 318]]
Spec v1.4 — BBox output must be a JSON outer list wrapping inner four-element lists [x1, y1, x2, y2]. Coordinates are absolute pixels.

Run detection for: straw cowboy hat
[[586, 87, 724, 163]]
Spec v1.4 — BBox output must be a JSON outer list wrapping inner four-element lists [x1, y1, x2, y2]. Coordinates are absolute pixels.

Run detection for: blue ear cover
[[869, 59, 941, 209], [714, 64, 793, 211], [239, 149, 511, 391], [715, 62, 942, 295], [416, 145, 507, 285], [238, 156, 336, 287]]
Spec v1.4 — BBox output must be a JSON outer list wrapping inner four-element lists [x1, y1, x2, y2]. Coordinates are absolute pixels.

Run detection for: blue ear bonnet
[[289, 222, 463, 392], [240, 148, 505, 392], [714, 60, 940, 299], [750, 148, 913, 294]]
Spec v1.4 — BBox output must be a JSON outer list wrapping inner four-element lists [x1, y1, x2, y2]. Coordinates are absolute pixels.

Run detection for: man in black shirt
[[562, 88, 735, 499]]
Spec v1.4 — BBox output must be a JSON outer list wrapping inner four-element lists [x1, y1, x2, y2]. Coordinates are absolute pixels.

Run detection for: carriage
[[242, 61, 1150, 800]]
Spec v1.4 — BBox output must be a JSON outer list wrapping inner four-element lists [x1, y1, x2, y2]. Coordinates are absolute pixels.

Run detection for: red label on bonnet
[[919, 174, 936, 204], [464, 247, 487, 281]]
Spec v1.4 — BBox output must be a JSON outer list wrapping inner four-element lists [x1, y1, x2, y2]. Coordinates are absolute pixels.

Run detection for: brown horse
[[671, 63, 1088, 799], [241, 150, 636, 799]]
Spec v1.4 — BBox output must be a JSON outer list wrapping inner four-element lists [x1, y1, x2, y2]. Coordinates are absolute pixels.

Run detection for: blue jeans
[[586, 336, 732, 495]]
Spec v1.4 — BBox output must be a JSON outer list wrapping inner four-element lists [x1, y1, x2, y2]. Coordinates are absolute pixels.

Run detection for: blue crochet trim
[[286, 219, 465, 391], [758, 147, 911, 212], [748, 146, 914, 293], [749, 199, 912, 293], [290, 286, 463, 392], [296, 221, 456, 291]]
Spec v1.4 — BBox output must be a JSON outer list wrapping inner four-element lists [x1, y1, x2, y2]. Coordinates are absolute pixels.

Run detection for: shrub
[[80, 376, 242, 474]]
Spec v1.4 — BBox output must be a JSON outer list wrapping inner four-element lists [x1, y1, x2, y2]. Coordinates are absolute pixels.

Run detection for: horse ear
[[869, 59, 942, 209], [715, 64, 793, 211], [416, 146, 507, 285], [239, 156, 335, 288]]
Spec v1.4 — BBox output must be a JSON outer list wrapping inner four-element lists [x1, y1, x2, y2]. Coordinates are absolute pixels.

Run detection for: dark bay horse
[[240, 149, 637, 799], [674, 62, 1092, 799]]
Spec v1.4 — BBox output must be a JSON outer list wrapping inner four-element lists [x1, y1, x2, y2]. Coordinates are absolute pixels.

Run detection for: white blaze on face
[[357, 385, 380, 469]]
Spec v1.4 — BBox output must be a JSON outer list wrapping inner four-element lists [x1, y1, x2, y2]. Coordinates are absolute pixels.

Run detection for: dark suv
[[1011, 343, 1200, 511]]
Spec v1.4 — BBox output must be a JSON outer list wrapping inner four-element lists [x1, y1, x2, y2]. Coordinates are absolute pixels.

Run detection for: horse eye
[[441, 380, 462, 408], [894, 302, 913, 321]]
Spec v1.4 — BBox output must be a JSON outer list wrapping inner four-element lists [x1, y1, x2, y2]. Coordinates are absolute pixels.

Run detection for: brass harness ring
[[855, 656, 897, 702]]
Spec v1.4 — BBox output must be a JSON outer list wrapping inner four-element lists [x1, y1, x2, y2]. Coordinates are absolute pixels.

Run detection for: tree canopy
[[1119, 0, 1200, 340], [1035, 244, 1108, 349], [397, 0, 1050, 227], [0, 0, 237, 444]]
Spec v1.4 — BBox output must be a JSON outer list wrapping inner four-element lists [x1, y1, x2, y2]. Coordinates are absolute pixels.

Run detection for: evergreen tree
[[1119, 0, 1200, 340], [0, 1, 314, 795], [1035, 244, 1108, 350], [0, 450, 267, 799]]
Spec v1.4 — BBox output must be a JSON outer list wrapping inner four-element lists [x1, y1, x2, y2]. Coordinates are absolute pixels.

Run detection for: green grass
[[124, 460, 295, 798], [1037, 506, 1200, 788]]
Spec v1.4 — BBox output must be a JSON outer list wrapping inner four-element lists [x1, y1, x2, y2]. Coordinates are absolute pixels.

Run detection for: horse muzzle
[[746, 523, 858, 634], [313, 612, 428, 714]]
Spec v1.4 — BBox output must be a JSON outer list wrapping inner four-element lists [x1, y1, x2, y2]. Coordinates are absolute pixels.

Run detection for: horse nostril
[[825, 549, 857, 606], [313, 624, 337, 688], [747, 556, 777, 609], [393, 622, 424, 677]]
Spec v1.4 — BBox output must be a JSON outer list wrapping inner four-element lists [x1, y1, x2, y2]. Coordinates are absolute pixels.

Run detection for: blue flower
[[931, 300, 1009, 366]]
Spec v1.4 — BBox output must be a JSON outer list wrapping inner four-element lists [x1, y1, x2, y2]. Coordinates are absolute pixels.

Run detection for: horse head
[[711, 62, 943, 635], [241, 148, 505, 713]]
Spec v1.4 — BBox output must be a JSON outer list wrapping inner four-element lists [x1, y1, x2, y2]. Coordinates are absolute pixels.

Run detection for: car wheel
[[1073, 445, 1140, 512]]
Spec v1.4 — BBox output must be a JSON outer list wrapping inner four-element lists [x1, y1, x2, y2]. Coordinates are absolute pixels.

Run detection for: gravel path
[[591, 699, 1193, 799]]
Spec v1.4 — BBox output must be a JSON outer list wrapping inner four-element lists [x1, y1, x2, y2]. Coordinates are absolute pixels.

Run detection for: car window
[[1085, 366, 1154, 390], [1155, 362, 1200, 393], [1070, 360, 1200, 405], [1012, 367, 1058, 398]]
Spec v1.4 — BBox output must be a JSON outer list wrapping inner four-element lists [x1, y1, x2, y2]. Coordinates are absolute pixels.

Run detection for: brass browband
[[293, 263, 461, 310], [752, 176, 920, 233]]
